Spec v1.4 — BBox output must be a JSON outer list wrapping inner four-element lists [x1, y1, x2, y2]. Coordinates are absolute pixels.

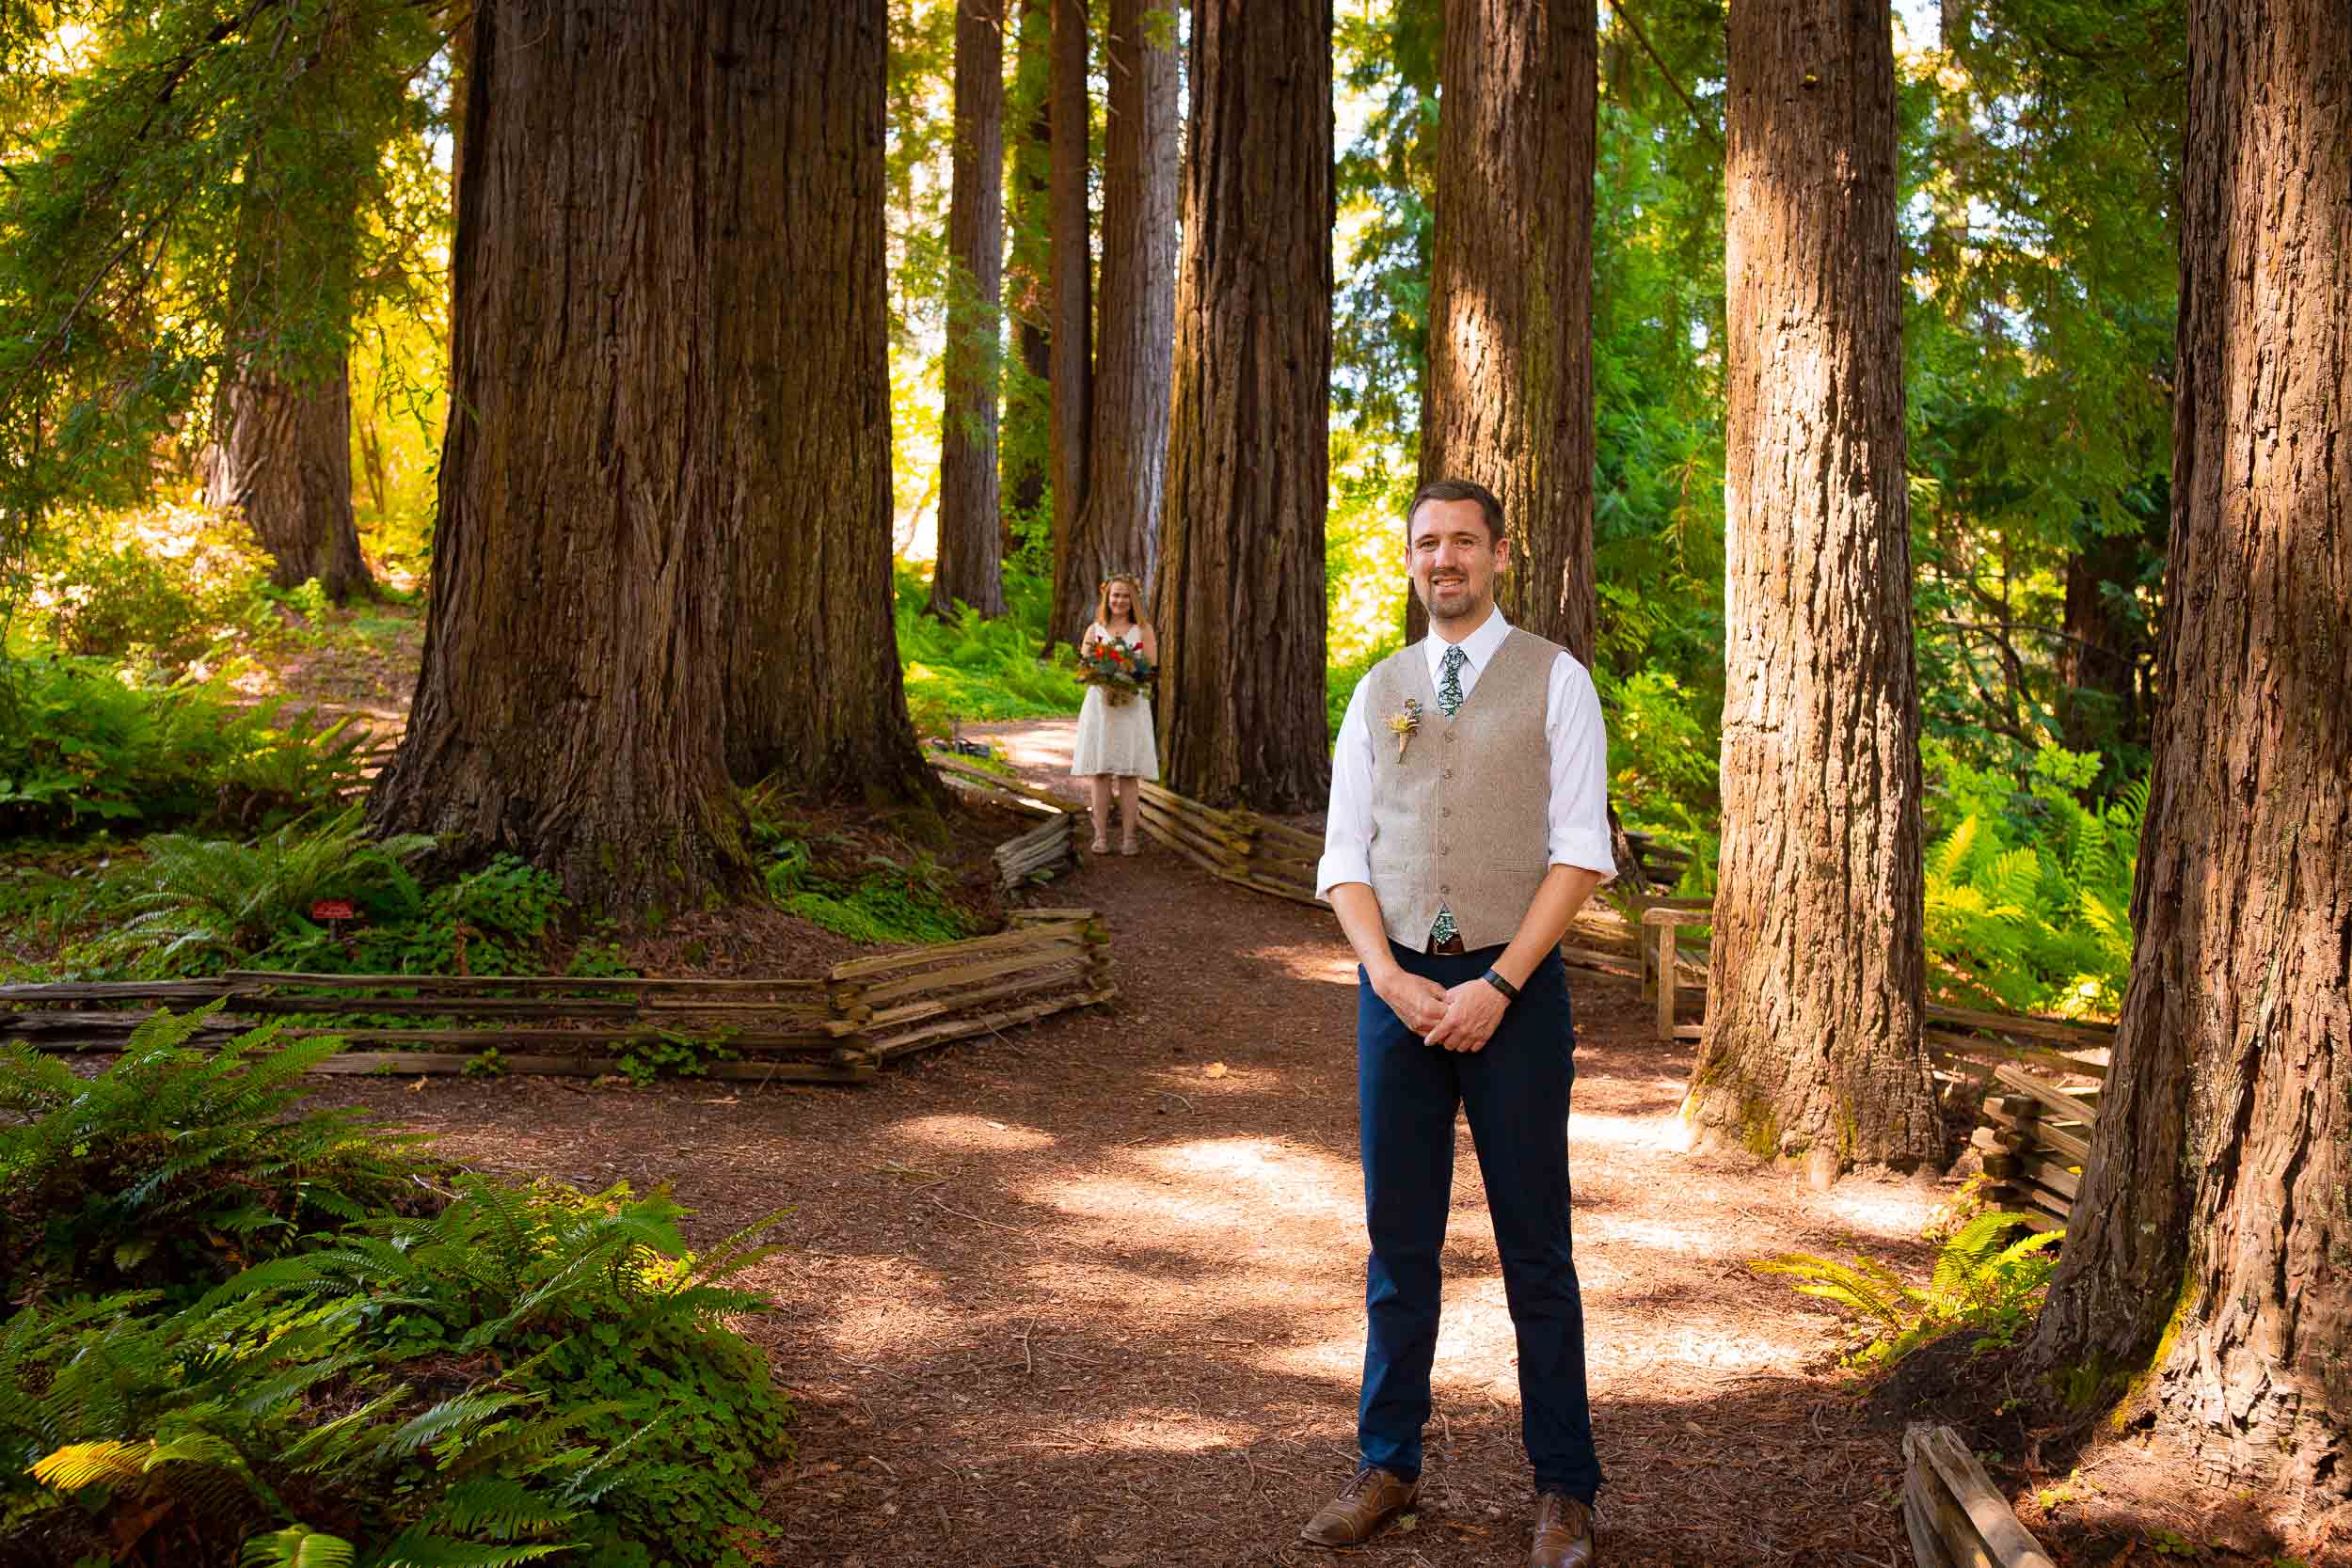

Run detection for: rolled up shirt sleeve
[[1315, 678, 1378, 901], [1547, 653, 1617, 880]]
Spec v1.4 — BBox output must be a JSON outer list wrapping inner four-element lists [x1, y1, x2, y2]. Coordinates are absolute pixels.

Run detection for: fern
[[1921, 740, 2145, 1017], [1749, 1212, 2065, 1370]]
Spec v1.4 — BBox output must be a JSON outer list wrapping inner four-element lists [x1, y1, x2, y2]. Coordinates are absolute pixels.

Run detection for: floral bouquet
[[1078, 640, 1156, 707]]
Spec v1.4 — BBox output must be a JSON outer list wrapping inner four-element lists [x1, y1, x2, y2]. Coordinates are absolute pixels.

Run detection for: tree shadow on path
[[315, 803, 1951, 1567]]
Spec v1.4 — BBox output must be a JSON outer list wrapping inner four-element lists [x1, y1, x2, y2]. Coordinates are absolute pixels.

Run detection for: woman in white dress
[[1072, 573, 1160, 855]]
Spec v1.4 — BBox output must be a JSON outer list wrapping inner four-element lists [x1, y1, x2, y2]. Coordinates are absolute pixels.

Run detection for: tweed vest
[[1359, 626, 1561, 952]]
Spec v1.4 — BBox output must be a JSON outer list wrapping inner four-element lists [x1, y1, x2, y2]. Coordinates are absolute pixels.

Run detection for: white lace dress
[[1070, 623, 1160, 780]]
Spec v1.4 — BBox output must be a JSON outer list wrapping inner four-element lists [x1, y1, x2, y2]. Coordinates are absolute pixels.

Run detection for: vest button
[[1438, 846, 1449, 856], [1440, 807, 1451, 817], [1442, 768, 1454, 780], [1445, 731, 1457, 743], [1439, 883, 1451, 895]]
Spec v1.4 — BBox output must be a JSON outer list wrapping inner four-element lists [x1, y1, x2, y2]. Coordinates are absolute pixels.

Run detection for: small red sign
[[310, 899, 357, 922]]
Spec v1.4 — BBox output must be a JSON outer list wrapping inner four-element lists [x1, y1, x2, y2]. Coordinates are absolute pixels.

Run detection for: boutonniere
[[1385, 697, 1423, 761]]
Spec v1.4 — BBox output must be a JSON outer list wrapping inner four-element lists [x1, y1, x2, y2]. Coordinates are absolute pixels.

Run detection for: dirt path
[[319, 718, 1950, 1568]]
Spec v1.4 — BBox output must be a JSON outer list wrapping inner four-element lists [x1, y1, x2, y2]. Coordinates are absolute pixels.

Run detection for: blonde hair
[[1094, 572, 1149, 632]]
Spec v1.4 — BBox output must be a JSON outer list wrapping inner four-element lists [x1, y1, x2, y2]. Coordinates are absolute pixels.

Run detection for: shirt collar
[[1422, 608, 1512, 683]]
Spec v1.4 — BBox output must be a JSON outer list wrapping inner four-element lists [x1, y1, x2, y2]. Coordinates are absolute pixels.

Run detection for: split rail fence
[[1638, 901, 2106, 1229], [1133, 780, 2104, 1230], [1902, 1424, 2058, 1568], [0, 909, 1112, 1085]]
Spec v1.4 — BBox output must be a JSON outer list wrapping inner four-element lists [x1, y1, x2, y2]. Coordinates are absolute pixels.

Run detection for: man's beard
[[1418, 575, 1482, 617]]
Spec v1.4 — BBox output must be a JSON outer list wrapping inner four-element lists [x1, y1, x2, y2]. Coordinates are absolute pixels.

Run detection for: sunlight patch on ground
[[1810, 1181, 1938, 1243], [1139, 1137, 1362, 1220], [889, 1113, 1057, 1154], [1238, 943, 1358, 986], [1022, 1410, 1254, 1456], [1567, 1111, 1682, 1154], [1580, 1214, 1708, 1255], [970, 720, 1076, 771]]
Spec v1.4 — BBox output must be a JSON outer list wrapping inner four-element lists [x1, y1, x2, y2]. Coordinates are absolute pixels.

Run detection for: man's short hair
[[1406, 478, 1504, 544]]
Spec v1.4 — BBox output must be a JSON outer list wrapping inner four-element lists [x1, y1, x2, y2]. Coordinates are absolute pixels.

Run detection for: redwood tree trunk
[[1154, 0, 1333, 812], [207, 360, 372, 602], [717, 3, 929, 795], [374, 0, 922, 915], [1003, 0, 1054, 534], [2056, 520, 2150, 763], [1683, 0, 1938, 1179], [1052, 0, 1177, 646], [930, 0, 1009, 620], [1420, 0, 1597, 661], [2026, 0, 2351, 1505], [1043, 0, 1094, 649]]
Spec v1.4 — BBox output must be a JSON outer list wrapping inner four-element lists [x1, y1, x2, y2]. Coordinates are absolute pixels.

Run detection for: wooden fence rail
[[1, 910, 1114, 1085], [1903, 1424, 2058, 1568]]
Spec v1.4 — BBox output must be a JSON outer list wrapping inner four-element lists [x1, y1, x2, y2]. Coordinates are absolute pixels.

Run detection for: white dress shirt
[[1315, 609, 1617, 904]]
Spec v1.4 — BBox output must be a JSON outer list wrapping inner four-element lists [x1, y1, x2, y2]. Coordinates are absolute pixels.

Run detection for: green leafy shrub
[[87, 810, 434, 975], [28, 502, 270, 669], [895, 564, 1084, 735], [0, 1014, 795, 1568], [770, 844, 974, 945], [0, 1007, 423, 1307], [1922, 741, 2143, 1018], [0, 658, 364, 834], [1749, 1211, 2064, 1370], [273, 852, 576, 978]]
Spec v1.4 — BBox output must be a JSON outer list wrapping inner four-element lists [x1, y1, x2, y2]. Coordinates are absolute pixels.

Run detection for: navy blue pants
[[1355, 941, 1600, 1503]]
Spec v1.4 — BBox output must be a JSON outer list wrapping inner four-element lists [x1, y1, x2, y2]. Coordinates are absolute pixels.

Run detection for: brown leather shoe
[[1529, 1491, 1596, 1567], [1298, 1465, 1419, 1548]]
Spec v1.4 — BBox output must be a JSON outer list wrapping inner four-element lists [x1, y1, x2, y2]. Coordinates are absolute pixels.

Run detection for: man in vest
[[1303, 478, 1614, 1567]]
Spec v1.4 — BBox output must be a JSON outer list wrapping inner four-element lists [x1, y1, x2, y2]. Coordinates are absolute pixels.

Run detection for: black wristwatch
[[1483, 968, 1519, 1002]]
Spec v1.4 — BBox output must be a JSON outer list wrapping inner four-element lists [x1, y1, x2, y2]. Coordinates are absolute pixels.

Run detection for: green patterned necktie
[[1429, 643, 1469, 950]]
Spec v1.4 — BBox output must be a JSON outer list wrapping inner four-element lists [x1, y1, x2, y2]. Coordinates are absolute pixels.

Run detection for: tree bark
[[1683, 0, 1938, 1178], [1155, 0, 1334, 813], [930, 0, 1009, 620], [1003, 0, 1054, 535], [1420, 0, 1597, 661], [374, 0, 924, 916], [2056, 519, 2150, 762], [1043, 0, 1093, 648], [206, 11, 375, 607], [1052, 0, 1178, 647], [716, 3, 930, 796], [206, 360, 372, 602], [2026, 0, 2351, 1506]]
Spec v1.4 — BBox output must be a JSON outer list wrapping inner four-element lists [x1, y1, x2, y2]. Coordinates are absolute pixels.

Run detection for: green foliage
[[0, 1018, 795, 1568], [209, 1176, 794, 1568], [28, 502, 273, 668], [0, 0, 448, 588], [74, 825, 603, 985], [0, 1006, 423, 1307], [1749, 1211, 2065, 1370], [894, 563, 1082, 735], [1922, 742, 2143, 1017], [87, 810, 434, 975], [612, 1030, 739, 1088], [0, 657, 364, 836]]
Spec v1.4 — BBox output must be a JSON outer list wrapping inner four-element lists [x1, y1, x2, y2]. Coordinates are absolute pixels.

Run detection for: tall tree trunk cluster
[[1154, 0, 1335, 812], [207, 3, 375, 604], [1419, 0, 1597, 662], [1044, 0, 1093, 621], [1051, 0, 1179, 643], [373, 0, 926, 918], [1685, 0, 1939, 1179], [2027, 0, 2351, 1503], [930, 0, 1009, 620]]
